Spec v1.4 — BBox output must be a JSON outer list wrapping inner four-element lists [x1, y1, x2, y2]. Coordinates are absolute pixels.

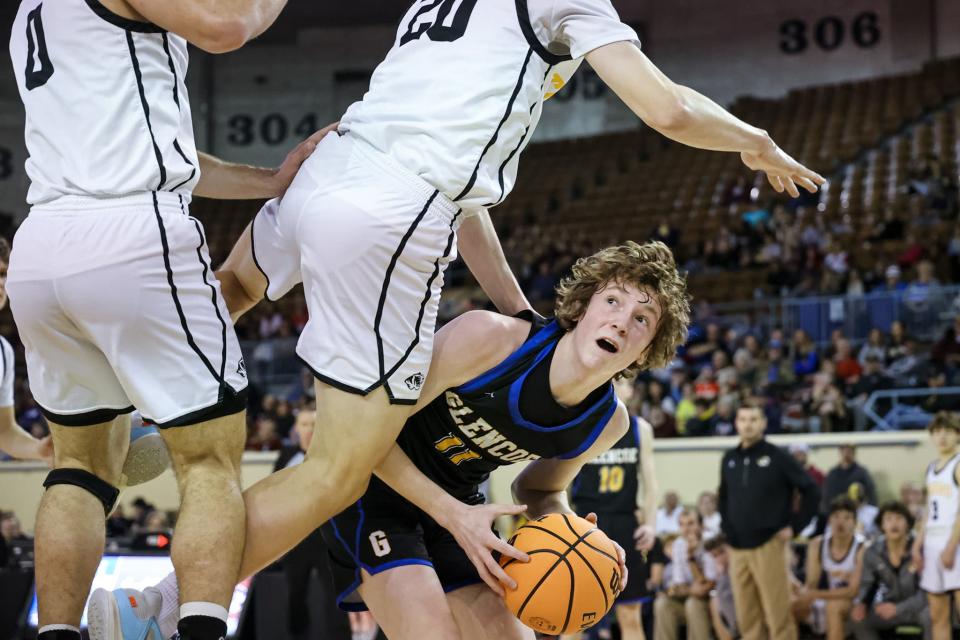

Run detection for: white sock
[[38, 624, 80, 633], [180, 601, 228, 622], [146, 571, 181, 639]]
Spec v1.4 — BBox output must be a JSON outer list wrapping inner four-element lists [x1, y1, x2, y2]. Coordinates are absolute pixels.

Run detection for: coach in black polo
[[718, 400, 820, 640]]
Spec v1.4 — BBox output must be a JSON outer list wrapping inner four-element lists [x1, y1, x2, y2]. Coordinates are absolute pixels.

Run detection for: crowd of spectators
[[618, 306, 960, 436]]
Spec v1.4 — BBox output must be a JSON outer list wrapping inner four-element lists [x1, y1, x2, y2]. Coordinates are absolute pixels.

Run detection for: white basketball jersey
[[339, 0, 639, 211], [925, 453, 960, 537], [820, 533, 864, 589], [9, 0, 199, 206], [0, 336, 14, 408]]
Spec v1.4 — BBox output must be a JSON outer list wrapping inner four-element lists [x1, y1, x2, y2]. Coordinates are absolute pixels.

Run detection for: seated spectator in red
[[834, 338, 862, 383], [247, 417, 282, 451]]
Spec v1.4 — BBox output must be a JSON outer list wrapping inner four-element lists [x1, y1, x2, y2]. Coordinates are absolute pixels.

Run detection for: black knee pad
[[43, 468, 120, 516]]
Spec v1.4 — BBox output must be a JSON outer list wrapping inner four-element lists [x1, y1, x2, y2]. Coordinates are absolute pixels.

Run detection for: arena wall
[[0, 432, 936, 534]]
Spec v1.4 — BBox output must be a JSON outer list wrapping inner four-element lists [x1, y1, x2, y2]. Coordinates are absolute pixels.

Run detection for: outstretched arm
[[587, 42, 825, 198], [122, 0, 289, 53], [457, 210, 532, 316], [0, 406, 51, 462]]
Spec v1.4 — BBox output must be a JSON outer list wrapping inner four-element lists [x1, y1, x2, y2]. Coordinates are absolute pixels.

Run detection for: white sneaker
[[120, 430, 170, 488], [87, 588, 164, 640]]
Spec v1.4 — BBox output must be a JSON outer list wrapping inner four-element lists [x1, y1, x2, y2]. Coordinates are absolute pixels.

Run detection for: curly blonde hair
[[554, 240, 690, 377]]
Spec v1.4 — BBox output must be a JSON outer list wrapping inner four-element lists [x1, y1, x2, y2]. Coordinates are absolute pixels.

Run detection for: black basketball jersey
[[397, 316, 617, 501], [570, 416, 640, 515]]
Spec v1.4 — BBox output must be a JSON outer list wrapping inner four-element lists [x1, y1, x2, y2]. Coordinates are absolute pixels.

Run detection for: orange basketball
[[499, 513, 622, 636]]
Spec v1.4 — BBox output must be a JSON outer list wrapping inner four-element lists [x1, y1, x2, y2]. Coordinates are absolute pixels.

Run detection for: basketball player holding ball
[[96, 240, 689, 640]]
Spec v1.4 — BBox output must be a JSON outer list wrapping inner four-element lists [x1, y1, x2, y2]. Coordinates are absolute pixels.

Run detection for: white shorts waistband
[[29, 191, 189, 214]]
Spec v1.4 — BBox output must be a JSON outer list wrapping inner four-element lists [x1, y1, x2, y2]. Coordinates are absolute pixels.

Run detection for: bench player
[[912, 411, 960, 640], [96, 240, 688, 640], [570, 378, 658, 640], [8, 1, 321, 638], [201, 0, 826, 596]]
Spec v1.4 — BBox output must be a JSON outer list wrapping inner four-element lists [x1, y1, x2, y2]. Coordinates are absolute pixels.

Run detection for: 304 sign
[[226, 113, 321, 147]]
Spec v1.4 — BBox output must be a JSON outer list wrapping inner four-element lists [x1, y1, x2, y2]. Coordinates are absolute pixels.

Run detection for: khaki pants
[[729, 536, 798, 640], [653, 593, 712, 640]]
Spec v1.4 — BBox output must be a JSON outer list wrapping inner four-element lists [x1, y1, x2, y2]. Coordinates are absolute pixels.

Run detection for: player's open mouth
[[596, 338, 619, 354]]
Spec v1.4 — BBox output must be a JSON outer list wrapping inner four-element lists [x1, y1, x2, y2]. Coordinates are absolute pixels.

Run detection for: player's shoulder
[[435, 310, 535, 382]]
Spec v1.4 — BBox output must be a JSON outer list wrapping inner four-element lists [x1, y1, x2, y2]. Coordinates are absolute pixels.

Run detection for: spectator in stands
[[246, 416, 282, 451], [142, 510, 172, 534], [757, 344, 797, 394], [850, 501, 929, 640], [848, 355, 893, 430], [648, 405, 678, 439], [899, 482, 925, 523], [885, 339, 923, 388], [698, 491, 722, 540], [904, 260, 939, 310], [811, 362, 850, 432], [0, 512, 26, 547], [654, 508, 715, 640], [873, 265, 907, 294], [846, 269, 866, 296], [705, 535, 738, 640], [720, 401, 820, 640], [656, 491, 683, 535], [674, 382, 697, 435], [917, 364, 960, 413], [794, 497, 866, 640], [871, 210, 904, 243], [897, 233, 924, 269], [790, 443, 825, 487], [858, 329, 887, 367], [792, 330, 820, 378], [823, 444, 877, 510], [885, 321, 910, 364], [685, 398, 718, 437], [834, 338, 862, 384], [930, 315, 960, 372]]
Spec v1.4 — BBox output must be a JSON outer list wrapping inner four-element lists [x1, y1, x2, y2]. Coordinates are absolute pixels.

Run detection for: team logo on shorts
[[236, 358, 246, 378], [404, 372, 424, 391]]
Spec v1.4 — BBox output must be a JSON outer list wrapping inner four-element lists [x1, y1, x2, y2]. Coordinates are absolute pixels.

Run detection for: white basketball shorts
[[8, 192, 248, 427], [921, 533, 960, 593], [251, 132, 462, 404]]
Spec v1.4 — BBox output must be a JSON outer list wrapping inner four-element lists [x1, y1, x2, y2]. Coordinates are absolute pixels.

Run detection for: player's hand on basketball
[[940, 543, 957, 570], [633, 524, 655, 552], [740, 140, 825, 198], [446, 502, 530, 597], [271, 121, 340, 196], [585, 512, 628, 593]]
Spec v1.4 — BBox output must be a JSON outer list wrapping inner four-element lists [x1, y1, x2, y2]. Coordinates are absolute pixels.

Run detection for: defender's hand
[[741, 142, 826, 198], [271, 121, 339, 196]]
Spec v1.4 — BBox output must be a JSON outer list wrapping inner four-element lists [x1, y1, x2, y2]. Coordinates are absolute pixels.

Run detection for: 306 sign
[[779, 12, 880, 55]]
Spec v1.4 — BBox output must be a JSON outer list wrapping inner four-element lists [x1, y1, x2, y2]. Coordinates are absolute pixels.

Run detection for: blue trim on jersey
[[632, 415, 641, 448], [456, 320, 562, 394], [363, 558, 435, 575], [555, 398, 618, 459], [505, 342, 616, 433], [334, 577, 365, 612]]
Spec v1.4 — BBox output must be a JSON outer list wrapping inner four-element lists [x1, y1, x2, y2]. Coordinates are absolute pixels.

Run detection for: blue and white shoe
[[120, 423, 171, 488], [87, 588, 164, 640]]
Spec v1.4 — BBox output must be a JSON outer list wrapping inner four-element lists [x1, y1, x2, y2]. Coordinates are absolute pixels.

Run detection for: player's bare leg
[[446, 584, 533, 640], [237, 382, 414, 577], [35, 416, 130, 627], [615, 603, 645, 640], [358, 565, 461, 640], [929, 592, 951, 640], [158, 412, 247, 609]]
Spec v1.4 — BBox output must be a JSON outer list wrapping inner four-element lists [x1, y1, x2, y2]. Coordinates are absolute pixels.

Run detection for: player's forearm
[[457, 211, 531, 316], [373, 444, 465, 528], [656, 86, 774, 155], [512, 485, 573, 520], [194, 152, 281, 200], [0, 421, 44, 461]]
